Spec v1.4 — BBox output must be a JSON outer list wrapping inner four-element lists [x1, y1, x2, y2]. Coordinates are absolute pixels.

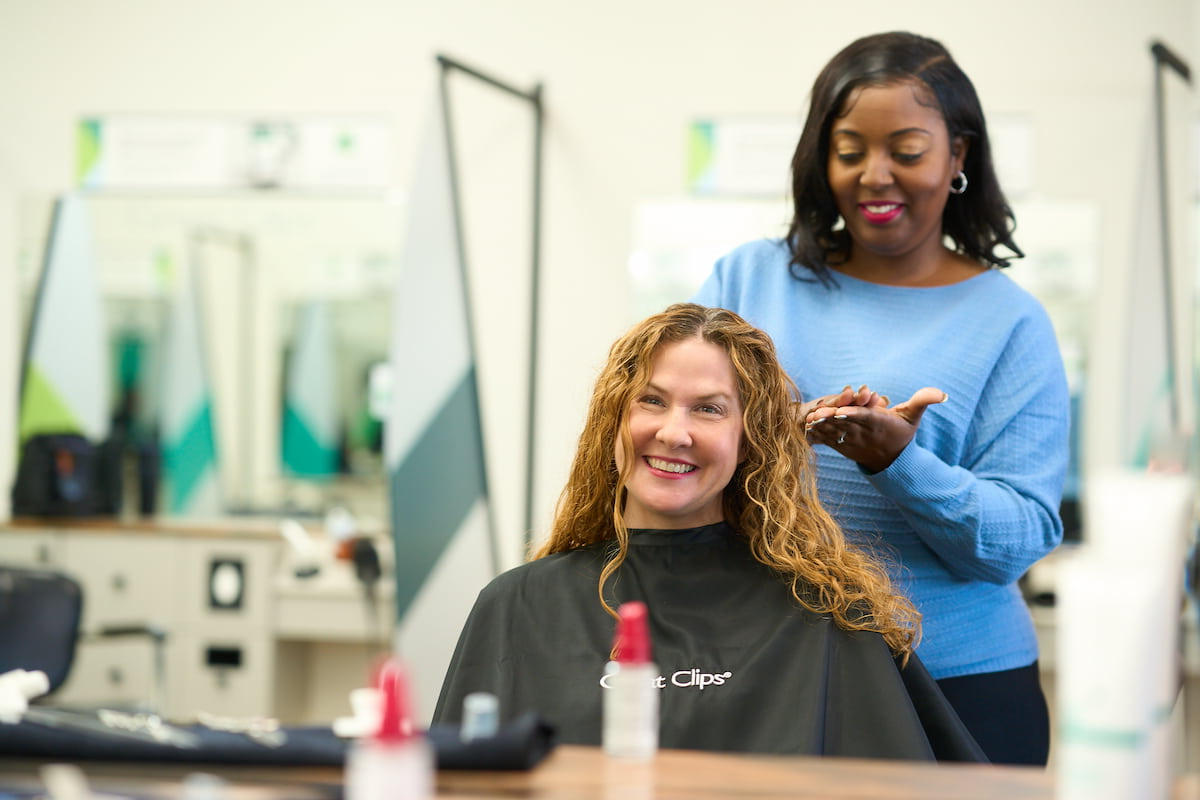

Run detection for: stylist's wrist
[[856, 455, 894, 475]]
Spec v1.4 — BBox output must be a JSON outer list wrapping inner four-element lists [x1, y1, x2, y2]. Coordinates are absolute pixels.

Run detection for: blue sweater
[[693, 238, 1068, 679]]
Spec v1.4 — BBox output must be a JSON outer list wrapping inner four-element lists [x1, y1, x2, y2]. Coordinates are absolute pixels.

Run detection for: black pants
[[936, 661, 1050, 766]]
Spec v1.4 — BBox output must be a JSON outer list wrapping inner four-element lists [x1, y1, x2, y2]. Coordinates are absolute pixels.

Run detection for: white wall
[[1, 2, 1196, 562]]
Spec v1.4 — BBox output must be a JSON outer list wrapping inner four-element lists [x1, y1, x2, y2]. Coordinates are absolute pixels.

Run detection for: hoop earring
[[949, 170, 968, 195]]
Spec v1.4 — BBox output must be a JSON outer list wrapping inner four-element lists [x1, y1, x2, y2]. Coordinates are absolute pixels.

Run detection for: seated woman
[[432, 303, 982, 761]]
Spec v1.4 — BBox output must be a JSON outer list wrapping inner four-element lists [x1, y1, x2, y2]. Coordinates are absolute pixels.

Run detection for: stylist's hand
[[799, 384, 887, 419], [805, 386, 947, 473]]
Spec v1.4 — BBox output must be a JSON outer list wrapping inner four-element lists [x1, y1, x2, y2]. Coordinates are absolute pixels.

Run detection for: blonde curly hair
[[532, 303, 920, 658]]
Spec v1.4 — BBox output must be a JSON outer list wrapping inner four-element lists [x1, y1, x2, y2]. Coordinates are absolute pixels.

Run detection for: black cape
[[433, 522, 984, 762]]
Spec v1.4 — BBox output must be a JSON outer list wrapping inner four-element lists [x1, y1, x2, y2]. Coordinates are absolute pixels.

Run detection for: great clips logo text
[[599, 668, 733, 691]]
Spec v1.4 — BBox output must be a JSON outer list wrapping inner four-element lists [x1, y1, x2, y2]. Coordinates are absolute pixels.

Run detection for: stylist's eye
[[894, 151, 923, 164], [834, 151, 862, 163]]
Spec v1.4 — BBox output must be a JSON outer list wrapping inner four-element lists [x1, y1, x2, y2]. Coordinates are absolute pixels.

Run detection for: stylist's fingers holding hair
[[804, 384, 886, 423], [802, 385, 854, 421], [833, 387, 947, 473]]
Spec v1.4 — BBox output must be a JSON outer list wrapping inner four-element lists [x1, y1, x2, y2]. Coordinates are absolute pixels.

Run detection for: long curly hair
[[532, 303, 920, 657], [788, 31, 1022, 284]]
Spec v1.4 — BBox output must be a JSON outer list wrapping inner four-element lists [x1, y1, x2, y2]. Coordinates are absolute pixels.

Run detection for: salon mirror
[[15, 190, 402, 526]]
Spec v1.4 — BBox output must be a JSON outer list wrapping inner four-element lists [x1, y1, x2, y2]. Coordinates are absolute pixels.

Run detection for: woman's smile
[[644, 456, 697, 475], [858, 202, 905, 224]]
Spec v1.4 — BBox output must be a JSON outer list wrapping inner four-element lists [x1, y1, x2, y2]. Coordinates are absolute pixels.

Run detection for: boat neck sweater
[[692, 238, 1069, 679]]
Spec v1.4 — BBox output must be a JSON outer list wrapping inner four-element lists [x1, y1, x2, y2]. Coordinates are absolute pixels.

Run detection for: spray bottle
[[345, 658, 434, 800], [602, 600, 659, 760]]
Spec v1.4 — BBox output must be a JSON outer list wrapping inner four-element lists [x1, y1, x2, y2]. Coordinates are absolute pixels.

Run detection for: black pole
[[525, 83, 545, 550], [437, 60, 499, 576], [437, 54, 541, 104], [1149, 40, 1193, 432], [437, 54, 545, 553], [1151, 42, 1191, 83]]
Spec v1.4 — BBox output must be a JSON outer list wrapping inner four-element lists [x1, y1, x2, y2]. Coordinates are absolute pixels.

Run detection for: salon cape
[[432, 522, 984, 762]]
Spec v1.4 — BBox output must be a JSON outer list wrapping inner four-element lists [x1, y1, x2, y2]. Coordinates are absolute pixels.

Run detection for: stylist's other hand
[[891, 387, 949, 426], [805, 386, 947, 474]]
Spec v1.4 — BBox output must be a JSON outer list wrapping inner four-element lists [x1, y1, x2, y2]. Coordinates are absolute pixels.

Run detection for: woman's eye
[[834, 151, 862, 163], [697, 404, 722, 415], [640, 396, 665, 407], [894, 152, 923, 164]]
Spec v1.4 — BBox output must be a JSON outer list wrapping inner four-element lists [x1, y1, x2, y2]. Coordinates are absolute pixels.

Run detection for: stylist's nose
[[861, 152, 894, 189], [656, 409, 693, 448]]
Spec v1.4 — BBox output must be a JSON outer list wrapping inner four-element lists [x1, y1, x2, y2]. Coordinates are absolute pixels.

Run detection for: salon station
[[2, 3, 1200, 799]]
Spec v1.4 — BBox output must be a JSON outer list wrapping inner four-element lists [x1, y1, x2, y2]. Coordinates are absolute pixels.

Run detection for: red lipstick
[[858, 202, 904, 224]]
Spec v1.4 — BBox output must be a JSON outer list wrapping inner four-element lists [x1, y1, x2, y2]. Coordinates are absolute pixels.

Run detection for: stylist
[[692, 31, 1068, 766]]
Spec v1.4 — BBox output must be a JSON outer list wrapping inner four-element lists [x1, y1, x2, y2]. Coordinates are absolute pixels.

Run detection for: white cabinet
[[1, 521, 394, 725], [60, 534, 183, 633], [0, 529, 63, 567], [60, 636, 165, 712], [170, 536, 278, 720], [0, 525, 278, 720]]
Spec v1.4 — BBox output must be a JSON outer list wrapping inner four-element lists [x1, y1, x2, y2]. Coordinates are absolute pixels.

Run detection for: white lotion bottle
[[345, 657, 434, 800], [602, 600, 659, 760]]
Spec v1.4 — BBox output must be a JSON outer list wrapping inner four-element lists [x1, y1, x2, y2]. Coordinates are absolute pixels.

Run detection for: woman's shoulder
[[976, 267, 1041, 297], [968, 269, 1058, 325], [715, 237, 792, 270], [481, 546, 608, 598], [695, 237, 803, 308]]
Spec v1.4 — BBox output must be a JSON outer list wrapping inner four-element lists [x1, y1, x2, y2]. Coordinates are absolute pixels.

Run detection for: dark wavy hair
[[787, 31, 1022, 283]]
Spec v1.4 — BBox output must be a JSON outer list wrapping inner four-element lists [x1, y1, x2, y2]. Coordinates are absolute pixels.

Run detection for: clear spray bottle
[[345, 657, 434, 800], [602, 600, 659, 760]]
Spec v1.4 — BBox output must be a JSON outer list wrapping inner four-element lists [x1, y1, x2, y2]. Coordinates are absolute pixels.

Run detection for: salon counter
[[0, 745, 1055, 800], [6, 745, 1200, 799]]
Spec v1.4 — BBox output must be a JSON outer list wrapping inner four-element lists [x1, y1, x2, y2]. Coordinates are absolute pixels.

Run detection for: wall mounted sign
[[77, 115, 394, 191]]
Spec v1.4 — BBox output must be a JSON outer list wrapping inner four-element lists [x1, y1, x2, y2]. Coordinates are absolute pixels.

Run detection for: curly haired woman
[[433, 303, 982, 761]]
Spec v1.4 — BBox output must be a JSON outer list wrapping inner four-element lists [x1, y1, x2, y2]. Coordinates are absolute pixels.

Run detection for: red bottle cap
[[612, 601, 653, 664], [374, 658, 417, 742]]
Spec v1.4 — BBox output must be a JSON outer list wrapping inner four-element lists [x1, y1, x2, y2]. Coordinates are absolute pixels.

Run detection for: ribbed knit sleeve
[[867, 304, 1067, 585]]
